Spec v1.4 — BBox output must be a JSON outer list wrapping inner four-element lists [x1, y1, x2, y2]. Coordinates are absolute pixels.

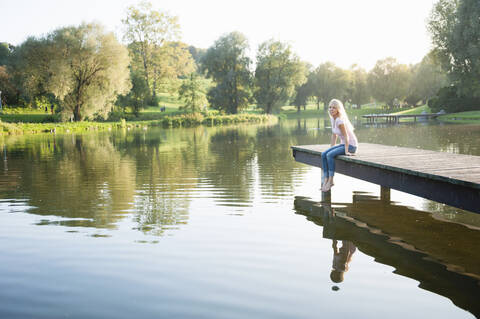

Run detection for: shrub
[[162, 117, 172, 128], [180, 112, 204, 127], [203, 117, 214, 126], [108, 110, 125, 122], [148, 95, 160, 107], [429, 86, 480, 113]]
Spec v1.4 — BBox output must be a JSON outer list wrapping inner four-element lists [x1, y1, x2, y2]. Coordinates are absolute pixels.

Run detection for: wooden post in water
[[380, 186, 390, 202], [322, 190, 331, 203], [320, 171, 331, 203]]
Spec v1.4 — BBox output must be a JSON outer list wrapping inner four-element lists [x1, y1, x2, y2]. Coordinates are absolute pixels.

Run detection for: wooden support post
[[321, 167, 330, 203], [381, 186, 390, 202], [322, 190, 331, 203]]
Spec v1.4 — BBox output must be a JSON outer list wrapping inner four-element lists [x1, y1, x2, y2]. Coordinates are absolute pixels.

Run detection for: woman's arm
[[339, 124, 352, 155], [330, 133, 338, 146]]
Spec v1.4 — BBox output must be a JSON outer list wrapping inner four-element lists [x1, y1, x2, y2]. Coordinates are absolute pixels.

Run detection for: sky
[[0, 0, 437, 70]]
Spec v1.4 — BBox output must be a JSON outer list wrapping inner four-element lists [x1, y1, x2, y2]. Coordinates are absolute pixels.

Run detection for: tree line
[[0, 0, 478, 122]]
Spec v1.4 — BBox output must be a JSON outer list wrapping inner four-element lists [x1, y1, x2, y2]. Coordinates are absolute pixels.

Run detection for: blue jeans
[[321, 144, 357, 178]]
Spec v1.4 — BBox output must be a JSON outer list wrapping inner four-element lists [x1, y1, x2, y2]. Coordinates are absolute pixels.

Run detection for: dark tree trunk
[[74, 103, 82, 121], [266, 102, 273, 114]]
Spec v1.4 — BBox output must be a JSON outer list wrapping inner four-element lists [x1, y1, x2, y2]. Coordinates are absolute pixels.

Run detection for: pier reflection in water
[[294, 195, 480, 318]]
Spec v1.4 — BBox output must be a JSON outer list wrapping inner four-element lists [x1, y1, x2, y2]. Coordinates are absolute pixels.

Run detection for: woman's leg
[[321, 145, 343, 179], [326, 145, 346, 177], [321, 145, 343, 191], [323, 145, 347, 191]]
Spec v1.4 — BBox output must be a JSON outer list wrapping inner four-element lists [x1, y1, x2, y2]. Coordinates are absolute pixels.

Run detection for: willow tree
[[254, 40, 307, 114], [11, 23, 131, 121], [51, 24, 131, 120]]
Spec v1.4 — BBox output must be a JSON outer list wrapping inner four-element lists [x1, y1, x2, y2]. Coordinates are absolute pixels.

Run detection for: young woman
[[321, 99, 358, 192]]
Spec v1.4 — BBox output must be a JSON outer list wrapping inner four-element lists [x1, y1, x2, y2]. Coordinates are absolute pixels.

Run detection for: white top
[[331, 117, 358, 147]]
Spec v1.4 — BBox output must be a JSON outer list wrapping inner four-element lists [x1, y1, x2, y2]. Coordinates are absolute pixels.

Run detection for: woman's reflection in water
[[322, 205, 357, 284], [331, 239, 356, 283]]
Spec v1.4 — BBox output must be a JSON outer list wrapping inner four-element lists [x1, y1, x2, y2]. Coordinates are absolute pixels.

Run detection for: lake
[[1, 119, 479, 319]]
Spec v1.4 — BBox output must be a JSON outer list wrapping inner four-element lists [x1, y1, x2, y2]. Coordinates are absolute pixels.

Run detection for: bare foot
[[322, 180, 332, 192]]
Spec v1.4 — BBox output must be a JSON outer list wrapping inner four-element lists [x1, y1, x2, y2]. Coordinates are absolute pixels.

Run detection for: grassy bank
[[2, 96, 478, 135], [0, 92, 276, 135], [392, 105, 480, 124], [0, 112, 277, 135], [438, 110, 480, 124], [393, 105, 430, 115], [280, 102, 414, 119]]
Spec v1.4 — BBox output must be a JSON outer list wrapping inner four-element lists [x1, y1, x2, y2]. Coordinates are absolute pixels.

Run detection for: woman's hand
[[345, 151, 354, 156]]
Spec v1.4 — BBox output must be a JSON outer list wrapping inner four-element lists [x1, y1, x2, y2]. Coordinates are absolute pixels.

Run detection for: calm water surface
[[1, 120, 479, 319]]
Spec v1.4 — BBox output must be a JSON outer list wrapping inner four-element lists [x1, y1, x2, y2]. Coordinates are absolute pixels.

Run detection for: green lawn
[[0, 113, 58, 123], [280, 102, 413, 119], [2, 97, 479, 130], [438, 110, 480, 124], [392, 105, 480, 124], [393, 105, 430, 115]]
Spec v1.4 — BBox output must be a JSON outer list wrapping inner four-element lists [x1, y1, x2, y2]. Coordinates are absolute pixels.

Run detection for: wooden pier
[[291, 143, 480, 214], [363, 113, 443, 123]]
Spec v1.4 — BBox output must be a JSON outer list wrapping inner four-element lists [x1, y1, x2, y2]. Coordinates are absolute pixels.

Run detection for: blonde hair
[[328, 99, 354, 131]]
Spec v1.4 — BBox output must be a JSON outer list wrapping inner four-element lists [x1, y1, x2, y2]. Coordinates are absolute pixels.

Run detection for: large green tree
[[202, 32, 252, 114], [0, 42, 13, 66], [150, 41, 195, 94], [309, 62, 349, 110], [116, 69, 150, 115], [188, 46, 207, 70], [407, 53, 447, 106], [0, 66, 18, 105], [254, 40, 307, 114], [368, 57, 411, 108], [428, 0, 480, 98], [292, 82, 311, 113], [9, 37, 54, 106], [122, 1, 182, 99], [0, 43, 18, 105], [11, 23, 131, 121], [347, 65, 370, 108]]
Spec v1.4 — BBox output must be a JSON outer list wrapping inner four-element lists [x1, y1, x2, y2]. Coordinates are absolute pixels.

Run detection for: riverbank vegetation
[[437, 111, 480, 124], [0, 0, 478, 131], [0, 108, 275, 135]]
